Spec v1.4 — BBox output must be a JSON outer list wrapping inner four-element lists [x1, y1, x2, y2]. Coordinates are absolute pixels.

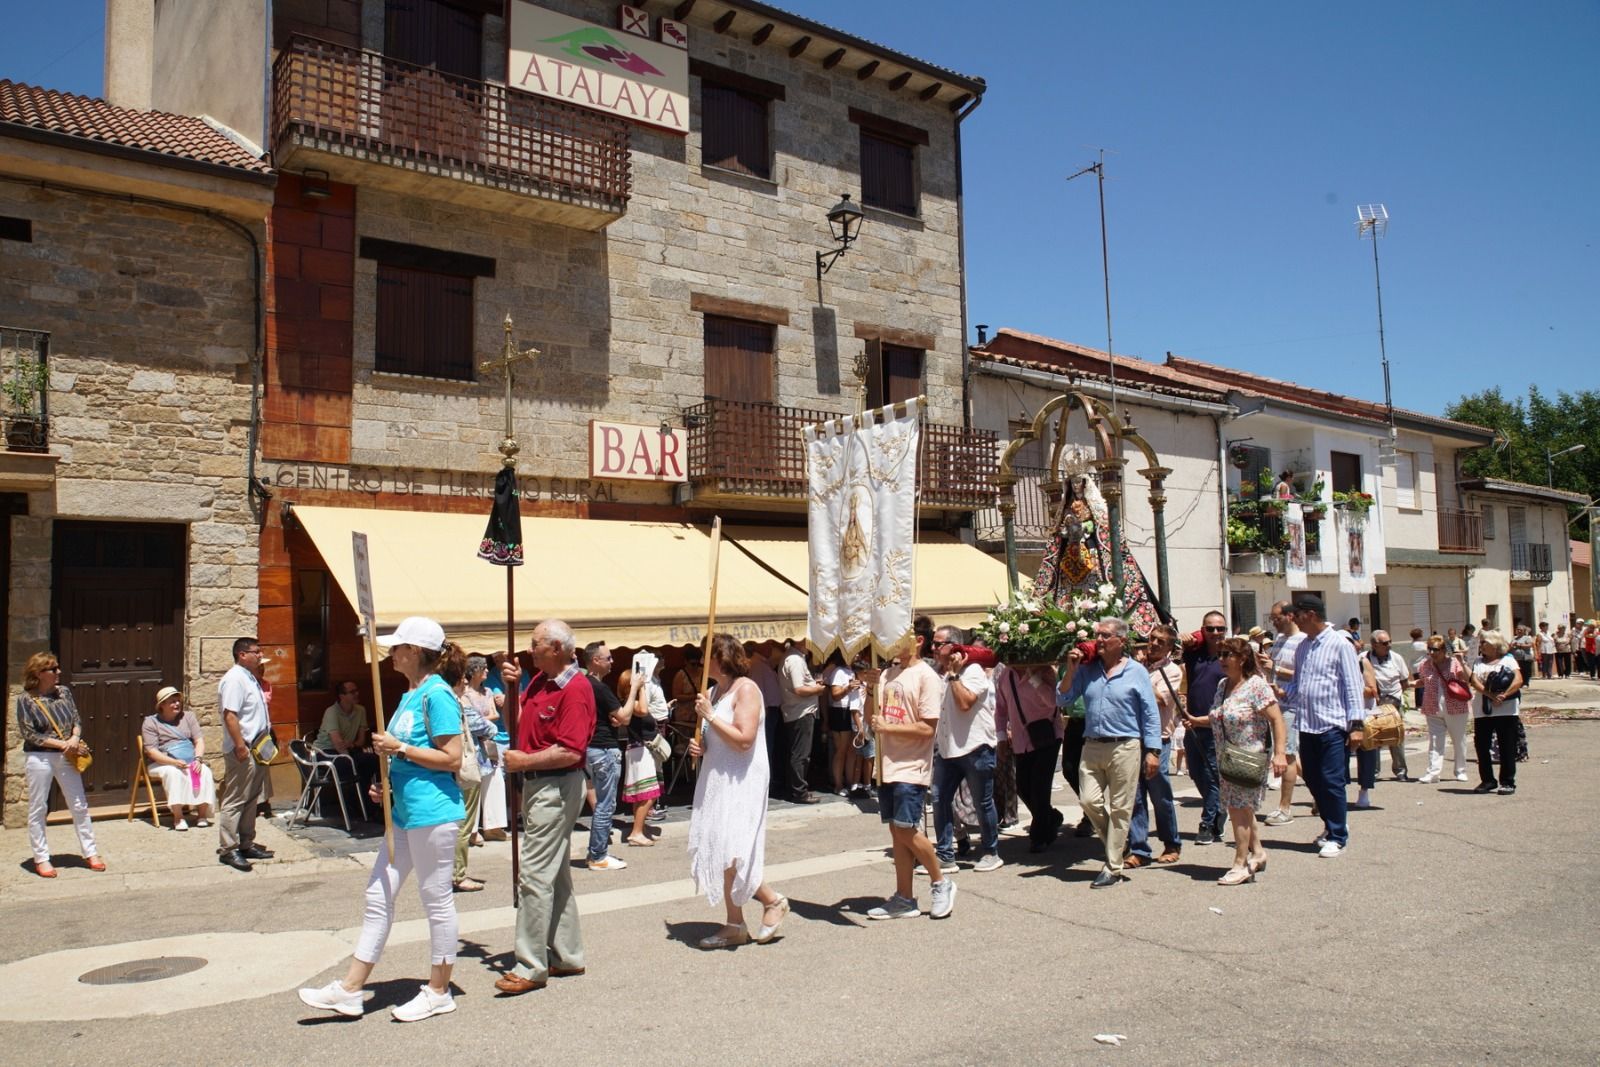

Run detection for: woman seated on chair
[[141, 686, 216, 831]]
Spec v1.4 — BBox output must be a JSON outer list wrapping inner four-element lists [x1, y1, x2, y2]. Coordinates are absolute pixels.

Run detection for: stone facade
[[0, 179, 266, 826]]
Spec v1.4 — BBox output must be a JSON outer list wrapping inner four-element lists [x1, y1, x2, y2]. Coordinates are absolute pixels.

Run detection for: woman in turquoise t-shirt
[[299, 617, 466, 1024]]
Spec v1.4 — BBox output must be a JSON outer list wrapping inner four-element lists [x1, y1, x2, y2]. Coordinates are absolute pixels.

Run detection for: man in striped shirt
[[1276, 594, 1366, 858]]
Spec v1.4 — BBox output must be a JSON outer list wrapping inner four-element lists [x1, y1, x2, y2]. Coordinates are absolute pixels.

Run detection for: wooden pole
[[364, 627, 394, 864], [505, 565, 520, 905], [693, 516, 723, 761]]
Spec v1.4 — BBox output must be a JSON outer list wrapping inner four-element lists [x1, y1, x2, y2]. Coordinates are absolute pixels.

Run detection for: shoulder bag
[[421, 689, 478, 789], [1215, 683, 1269, 788], [33, 695, 93, 774], [1007, 671, 1057, 751]]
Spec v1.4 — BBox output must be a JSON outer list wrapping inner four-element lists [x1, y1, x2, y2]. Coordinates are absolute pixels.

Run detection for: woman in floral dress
[[1210, 637, 1288, 885]]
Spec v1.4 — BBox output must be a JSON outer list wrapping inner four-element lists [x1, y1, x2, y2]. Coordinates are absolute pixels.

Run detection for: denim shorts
[[879, 781, 927, 828], [1280, 709, 1299, 756]]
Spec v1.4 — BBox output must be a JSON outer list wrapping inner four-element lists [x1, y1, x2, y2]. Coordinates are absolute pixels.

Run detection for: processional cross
[[481, 313, 540, 468]]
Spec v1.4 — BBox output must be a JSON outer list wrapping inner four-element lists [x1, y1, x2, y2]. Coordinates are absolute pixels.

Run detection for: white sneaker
[[298, 980, 364, 1017], [391, 984, 455, 1022], [929, 878, 958, 919], [1355, 789, 1372, 809], [587, 855, 628, 871], [1455, 772, 1469, 782], [1318, 841, 1345, 859], [1417, 772, 1439, 784], [174, 818, 189, 832], [1263, 809, 1294, 827], [866, 894, 920, 920], [973, 853, 1004, 873], [1314, 833, 1328, 848]]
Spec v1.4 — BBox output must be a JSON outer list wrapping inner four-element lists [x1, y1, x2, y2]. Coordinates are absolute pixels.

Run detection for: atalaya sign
[[508, 3, 689, 134]]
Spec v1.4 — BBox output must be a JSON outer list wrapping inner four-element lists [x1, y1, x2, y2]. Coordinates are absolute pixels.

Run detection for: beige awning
[[289, 506, 811, 652], [721, 525, 1011, 632]]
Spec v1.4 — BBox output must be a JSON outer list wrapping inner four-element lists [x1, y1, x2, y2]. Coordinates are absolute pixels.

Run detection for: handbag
[[1215, 684, 1269, 789], [249, 729, 278, 767], [1360, 703, 1404, 750], [33, 696, 93, 774], [421, 692, 477, 789]]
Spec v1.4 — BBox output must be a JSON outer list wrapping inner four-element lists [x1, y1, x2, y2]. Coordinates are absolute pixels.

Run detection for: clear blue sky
[[5, 1, 1596, 416]]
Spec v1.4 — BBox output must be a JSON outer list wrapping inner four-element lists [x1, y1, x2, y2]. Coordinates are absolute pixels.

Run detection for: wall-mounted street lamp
[[301, 168, 332, 200], [1547, 442, 1585, 487], [815, 193, 864, 302]]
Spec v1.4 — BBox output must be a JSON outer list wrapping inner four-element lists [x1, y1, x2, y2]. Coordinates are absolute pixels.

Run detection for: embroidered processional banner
[[1284, 502, 1308, 590], [1337, 507, 1374, 595], [805, 398, 921, 660]]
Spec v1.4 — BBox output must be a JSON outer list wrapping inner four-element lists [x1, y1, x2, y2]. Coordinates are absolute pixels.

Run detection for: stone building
[[0, 80, 273, 824], [113, 0, 996, 738]]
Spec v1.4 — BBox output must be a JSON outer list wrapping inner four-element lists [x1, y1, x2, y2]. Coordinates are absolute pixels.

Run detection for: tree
[[1445, 386, 1600, 521]]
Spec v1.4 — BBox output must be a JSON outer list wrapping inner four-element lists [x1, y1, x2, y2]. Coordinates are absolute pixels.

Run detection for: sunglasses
[[1204, 626, 1228, 633]]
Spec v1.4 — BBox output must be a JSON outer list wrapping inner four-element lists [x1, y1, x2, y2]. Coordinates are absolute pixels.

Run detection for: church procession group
[[281, 400, 1527, 1023]]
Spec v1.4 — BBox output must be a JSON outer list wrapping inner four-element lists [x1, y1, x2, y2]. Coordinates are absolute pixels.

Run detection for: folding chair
[[127, 736, 166, 826]]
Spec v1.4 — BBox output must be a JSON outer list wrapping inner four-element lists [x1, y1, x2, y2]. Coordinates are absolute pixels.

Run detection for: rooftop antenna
[[1068, 149, 1118, 420], [1356, 203, 1396, 464]]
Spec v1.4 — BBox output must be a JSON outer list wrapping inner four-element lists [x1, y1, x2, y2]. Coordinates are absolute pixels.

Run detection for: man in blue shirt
[[1277, 595, 1366, 858], [1058, 617, 1162, 888]]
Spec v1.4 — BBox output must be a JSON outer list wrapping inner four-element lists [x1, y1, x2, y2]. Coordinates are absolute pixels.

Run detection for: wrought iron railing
[[973, 465, 1056, 544], [1510, 541, 1552, 583], [683, 398, 998, 509], [1437, 507, 1485, 553], [0, 326, 49, 453], [272, 35, 631, 214]]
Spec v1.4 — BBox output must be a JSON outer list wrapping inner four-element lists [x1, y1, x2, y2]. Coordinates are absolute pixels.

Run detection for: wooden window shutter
[[861, 130, 916, 215], [703, 315, 775, 404], [701, 83, 770, 179], [882, 343, 924, 404], [375, 263, 474, 381]]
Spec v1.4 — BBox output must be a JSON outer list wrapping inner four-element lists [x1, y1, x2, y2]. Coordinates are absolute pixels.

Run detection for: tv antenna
[[1068, 149, 1118, 419], [1356, 203, 1396, 463]]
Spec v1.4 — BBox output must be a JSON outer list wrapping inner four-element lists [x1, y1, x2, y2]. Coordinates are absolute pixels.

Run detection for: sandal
[[452, 877, 485, 893], [1123, 855, 1147, 869], [86, 856, 107, 872], [697, 924, 750, 950], [1156, 849, 1182, 864], [1218, 866, 1255, 886], [625, 836, 655, 847], [1247, 853, 1268, 874], [754, 896, 790, 944], [34, 861, 57, 879]]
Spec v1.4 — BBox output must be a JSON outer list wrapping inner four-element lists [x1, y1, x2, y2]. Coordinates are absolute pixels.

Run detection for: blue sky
[[4, 1, 1596, 416]]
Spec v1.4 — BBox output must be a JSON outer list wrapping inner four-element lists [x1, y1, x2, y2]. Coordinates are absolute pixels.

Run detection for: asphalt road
[[3, 720, 1597, 1066]]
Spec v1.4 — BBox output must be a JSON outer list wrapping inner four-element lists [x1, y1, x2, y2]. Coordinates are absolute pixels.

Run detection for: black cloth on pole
[[478, 467, 524, 566]]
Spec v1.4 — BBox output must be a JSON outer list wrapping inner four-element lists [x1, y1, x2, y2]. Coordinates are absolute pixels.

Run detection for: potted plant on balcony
[[3, 355, 49, 452], [1228, 443, 1254, 470], [1332, 490, 1374, 517], [1300, 479, 1328, 522]]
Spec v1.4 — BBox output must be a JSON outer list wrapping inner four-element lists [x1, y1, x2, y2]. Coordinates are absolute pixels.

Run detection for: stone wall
[[1, 182, 262, 826]]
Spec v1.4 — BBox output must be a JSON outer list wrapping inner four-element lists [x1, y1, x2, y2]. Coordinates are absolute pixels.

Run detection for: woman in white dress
[[686, 633, 789, 950], [140, 686, 217, 830]]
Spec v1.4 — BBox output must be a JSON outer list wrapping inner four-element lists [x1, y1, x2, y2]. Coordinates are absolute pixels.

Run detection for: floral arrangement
[[974, 579, 1126, 664], [1332, 489, 1374, 516], [1228, 443, 1254, 469]]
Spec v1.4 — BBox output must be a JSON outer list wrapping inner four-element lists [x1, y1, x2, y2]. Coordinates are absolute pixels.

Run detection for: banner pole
[[693, 516, 723, 765]]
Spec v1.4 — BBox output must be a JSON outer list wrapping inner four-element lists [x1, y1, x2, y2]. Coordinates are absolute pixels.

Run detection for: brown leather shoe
[[549, 965, 586, 978], [493, 974, 546, 995]]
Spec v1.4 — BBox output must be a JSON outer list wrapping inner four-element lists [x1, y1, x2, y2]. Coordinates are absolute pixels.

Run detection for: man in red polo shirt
[[494, 619, 595, 995]]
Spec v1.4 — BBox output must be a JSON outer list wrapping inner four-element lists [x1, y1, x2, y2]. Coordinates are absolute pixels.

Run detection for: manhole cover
[[78, 956, 208, 985]]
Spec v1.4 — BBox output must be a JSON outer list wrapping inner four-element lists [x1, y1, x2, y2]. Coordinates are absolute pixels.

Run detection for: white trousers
[[354, 821, 460, 966], [1425, 714, 1469, 778], [26, 751, 98, 865]]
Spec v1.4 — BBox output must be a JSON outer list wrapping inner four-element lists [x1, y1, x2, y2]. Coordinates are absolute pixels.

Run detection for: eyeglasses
[[1204, 626, 1228, 633]]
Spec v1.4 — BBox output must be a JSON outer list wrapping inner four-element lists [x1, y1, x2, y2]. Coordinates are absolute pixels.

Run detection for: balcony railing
[[1227, 497, 1325, 572], [973, 465, 1055, 546], [1437, 506, 1485, 553], [683, 398, 998, 510], [272, 35, 630, 220], [0, 326, 50, 453], [1510, 541, 1552, 583]]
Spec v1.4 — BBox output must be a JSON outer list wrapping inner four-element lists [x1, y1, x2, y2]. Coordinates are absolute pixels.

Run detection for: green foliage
[[2, 356, 47, 415], [1446, 386, 1599, 517]]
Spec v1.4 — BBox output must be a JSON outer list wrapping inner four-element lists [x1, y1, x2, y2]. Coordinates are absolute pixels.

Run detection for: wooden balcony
[[272, 35, 631, 229], [1437, 506, 1485, 553], [682, 399, 997, 512]]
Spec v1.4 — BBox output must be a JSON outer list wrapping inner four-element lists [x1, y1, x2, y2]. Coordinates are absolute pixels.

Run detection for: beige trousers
[[218, 750, 267, 853], [511, 769, 585, 980], [1079, 738, 1141, 874]]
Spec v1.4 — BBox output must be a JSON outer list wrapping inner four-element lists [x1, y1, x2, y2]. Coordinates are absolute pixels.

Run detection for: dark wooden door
[[52, 523, 185, 798], [384, 0, 485, 166]]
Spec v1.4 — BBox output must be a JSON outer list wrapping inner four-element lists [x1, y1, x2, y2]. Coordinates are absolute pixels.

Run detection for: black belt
[[1084, 735, 1137, 743], [524, 766, 580, 779]]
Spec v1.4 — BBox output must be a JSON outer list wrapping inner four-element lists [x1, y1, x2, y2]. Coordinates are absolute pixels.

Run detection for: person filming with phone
[[1057, 617, 1162, 889]]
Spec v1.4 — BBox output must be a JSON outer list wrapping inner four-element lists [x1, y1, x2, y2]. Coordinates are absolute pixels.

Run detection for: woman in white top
[[1414, 636, 1472, 783], [1467, 630, 1525, 795], [686, 633, 789, 950], [822, 650, 867, 797]]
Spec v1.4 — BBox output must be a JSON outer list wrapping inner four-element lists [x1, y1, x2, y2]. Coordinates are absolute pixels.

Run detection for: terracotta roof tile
[[0, 79, 271, 175], [971, 349, 1227, 403]]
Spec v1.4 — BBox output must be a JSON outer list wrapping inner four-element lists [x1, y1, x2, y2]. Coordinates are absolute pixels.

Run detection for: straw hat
[[154, 686, 183, 708]]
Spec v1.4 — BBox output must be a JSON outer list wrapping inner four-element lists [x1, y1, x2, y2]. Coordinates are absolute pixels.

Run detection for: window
[[1395, 450, 1417, 509], [703, 315, 775, 404], [1412, 587, 1432, 636], [1230, 590, 1258, 635], [1239, 446, 1272, 499], [1484, 603, 1499, 629], [694, 63, 783, 181], [1507, 506, 1527, 545], [850, 108, 927, 217], [375, 264, 474, 380], [385, 0, 483, 78], [1482, 503, 1496, 540], [0, 216, 31, 242], [1007, 420, 1046, 471], [863, 341, 923, 409], [293, 571, 330, 692], [1331, 450, 1363, 494]]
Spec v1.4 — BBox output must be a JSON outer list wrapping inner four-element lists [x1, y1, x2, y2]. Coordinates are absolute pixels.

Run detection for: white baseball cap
[[376, 616, 446, 651]]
